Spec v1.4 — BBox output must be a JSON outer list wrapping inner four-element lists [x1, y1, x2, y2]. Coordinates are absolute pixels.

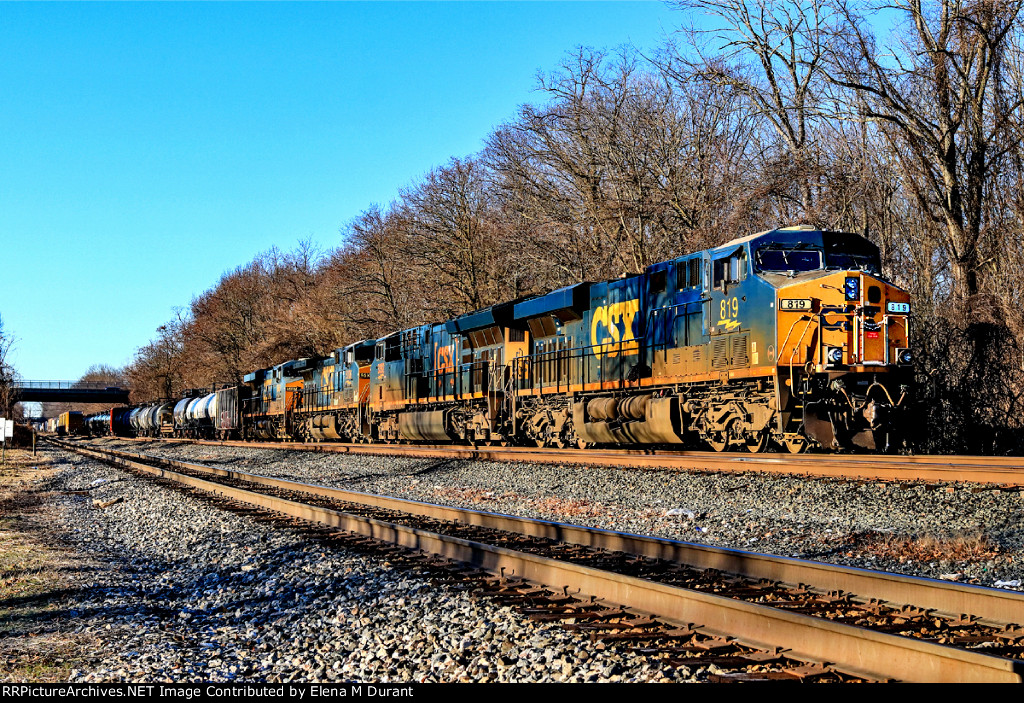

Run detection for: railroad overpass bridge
[[13, 381, 131, 405]]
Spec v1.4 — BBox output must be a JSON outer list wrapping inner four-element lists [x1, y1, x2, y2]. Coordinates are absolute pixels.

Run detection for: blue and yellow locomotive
[[245, 225, 913, 452], [106, 225, 912, 452]]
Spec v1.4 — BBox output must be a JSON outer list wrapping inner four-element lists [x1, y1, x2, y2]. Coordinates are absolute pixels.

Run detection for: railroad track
[[50, 438, 1024, 682], [112, 435, 1024, 486]]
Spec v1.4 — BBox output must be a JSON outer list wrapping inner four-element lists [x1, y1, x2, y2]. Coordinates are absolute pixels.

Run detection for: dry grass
[[844, 530, 1002, 563], [532, 496, 606, 518], [0, 448, 51, 471], [0, 449, 100, 682]]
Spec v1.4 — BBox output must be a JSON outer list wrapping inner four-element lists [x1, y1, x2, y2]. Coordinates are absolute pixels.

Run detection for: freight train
[[84, 226, 915, 452]]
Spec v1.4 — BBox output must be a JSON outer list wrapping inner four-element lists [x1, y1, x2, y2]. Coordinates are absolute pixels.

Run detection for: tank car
[[85, 411, 109, 436], [151, 402, 175, 437]]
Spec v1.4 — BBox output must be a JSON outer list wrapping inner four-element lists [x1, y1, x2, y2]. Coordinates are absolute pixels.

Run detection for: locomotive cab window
[[822, 232, 882, 274], [712, 248, 747, 289]]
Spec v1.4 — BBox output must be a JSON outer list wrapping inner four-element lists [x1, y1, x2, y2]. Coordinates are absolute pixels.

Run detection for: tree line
[[112, 0, 1024, 454], [0, 316, 18, 418]]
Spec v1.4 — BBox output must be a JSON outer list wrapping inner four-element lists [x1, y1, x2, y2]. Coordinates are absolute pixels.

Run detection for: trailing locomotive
[[94, 226, 915, 452]]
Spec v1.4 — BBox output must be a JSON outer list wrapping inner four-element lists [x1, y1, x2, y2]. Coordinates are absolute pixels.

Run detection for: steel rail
[[78, 443, 1024, 625], [117, 435, 1024, 486], [54, 440, 1024, 682]]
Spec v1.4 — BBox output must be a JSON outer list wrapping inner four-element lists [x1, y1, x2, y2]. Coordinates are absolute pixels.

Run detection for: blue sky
[[1, 1, 682, 383]]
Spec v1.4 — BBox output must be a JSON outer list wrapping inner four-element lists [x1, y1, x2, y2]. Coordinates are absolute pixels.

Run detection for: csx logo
[[434, 343, 455, 374], [591, 299, 640, 359]]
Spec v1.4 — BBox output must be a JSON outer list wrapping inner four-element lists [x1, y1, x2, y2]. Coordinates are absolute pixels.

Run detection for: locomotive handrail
[[642, 299, 706, 347], [781, 315, 816, 426], [511, 339, 639, 395], [357, 378, 371, 432], [786, 316, 816, 370]]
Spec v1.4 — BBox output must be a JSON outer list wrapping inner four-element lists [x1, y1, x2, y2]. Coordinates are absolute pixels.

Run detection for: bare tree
[[827, 0, 1024, 309], [126, 319, 185, 403], [664, 0, 837, 216], [487, 47, 756, 284], [0, 315, 18, 416], [400, 157, 504, 316], [341, 205, 423, 332]]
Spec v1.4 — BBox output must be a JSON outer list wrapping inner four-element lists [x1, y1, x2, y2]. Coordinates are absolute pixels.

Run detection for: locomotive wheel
[[784, 437, 807, 454], [744, 431, 769, 453], [707, 434, 728, 452]]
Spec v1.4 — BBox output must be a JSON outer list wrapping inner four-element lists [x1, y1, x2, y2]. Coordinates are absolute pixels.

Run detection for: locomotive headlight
[[826, 347, 844, 365], [896, 348, 912, 365], [844, 276, 860, 301]]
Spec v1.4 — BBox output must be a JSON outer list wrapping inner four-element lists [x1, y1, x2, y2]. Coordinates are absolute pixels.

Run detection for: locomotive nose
[[776, 269, 912, 452]]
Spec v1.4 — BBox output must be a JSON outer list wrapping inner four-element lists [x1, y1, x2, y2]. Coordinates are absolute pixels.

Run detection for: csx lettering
[[591, 299, 640, 359], [434, 343, 455, 374]]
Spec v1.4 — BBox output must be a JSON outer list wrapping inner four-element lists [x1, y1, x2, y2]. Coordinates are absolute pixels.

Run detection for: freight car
[[83, 407, 135, 437], [103, 225, 914, 453], [56, 411, 84, 436], [105, 388, 238, 440]]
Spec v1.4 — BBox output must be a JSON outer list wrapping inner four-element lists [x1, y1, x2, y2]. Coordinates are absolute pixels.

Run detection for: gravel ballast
[[38, 448, 691, 683], [95, 438, 1024, 589]]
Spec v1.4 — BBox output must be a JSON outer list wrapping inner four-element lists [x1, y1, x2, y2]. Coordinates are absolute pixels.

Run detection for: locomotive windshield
[[754, 247, 822, 273], [822, 232, 881, 273], [755, 233, 881, 275]]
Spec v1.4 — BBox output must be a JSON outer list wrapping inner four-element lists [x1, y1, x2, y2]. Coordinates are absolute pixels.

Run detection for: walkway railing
[[15, 381, 128, 391]]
